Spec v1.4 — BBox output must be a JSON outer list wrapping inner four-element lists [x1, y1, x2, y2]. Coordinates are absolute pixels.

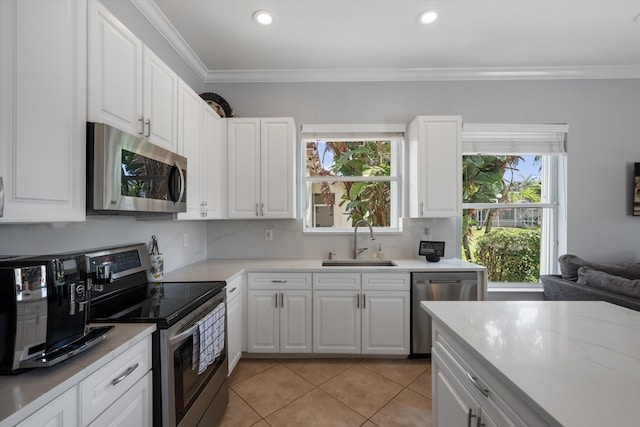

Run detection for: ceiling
[[135, 0, 640, 83]]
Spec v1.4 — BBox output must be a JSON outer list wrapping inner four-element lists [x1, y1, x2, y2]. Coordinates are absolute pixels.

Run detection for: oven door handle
[[170, 324, 200, 347]]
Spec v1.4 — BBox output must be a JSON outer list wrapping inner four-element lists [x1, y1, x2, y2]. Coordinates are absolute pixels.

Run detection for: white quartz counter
[[0, 323, 156, 427], [422, 301, 640, 426], [163, 257, 485, 282]]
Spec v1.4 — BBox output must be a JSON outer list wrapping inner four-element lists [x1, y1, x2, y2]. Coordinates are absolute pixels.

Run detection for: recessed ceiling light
[[418, 9, 438, 25], [253, 10, 274, 26]]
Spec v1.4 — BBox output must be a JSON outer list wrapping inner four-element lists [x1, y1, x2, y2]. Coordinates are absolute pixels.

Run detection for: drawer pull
[[111, 363, 139, 386], [228, 287, 238, 293], [467, 408, 476, 427], [271, 280, 288, 283], [465, 372, 490, 397]]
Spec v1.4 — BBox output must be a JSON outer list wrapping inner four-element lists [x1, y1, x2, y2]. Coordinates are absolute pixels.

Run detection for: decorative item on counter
[[148, 235, 164, 281], [199, 92, 234, 118], [419, 240, 445, 262]]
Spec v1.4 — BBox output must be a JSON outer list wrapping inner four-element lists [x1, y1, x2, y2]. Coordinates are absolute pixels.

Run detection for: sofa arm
[[540, 275, 640, 312]]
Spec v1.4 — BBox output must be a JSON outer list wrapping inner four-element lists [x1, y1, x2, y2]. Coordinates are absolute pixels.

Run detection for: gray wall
[[207, 79, 640, 263]]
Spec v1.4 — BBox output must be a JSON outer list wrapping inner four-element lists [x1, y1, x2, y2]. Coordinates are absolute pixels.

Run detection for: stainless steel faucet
[[354, 220, 375, 259]]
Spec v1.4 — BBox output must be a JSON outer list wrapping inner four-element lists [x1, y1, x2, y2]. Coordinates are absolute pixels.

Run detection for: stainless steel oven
[[87, 244, 228, 427], [161, 290, 228, 427]]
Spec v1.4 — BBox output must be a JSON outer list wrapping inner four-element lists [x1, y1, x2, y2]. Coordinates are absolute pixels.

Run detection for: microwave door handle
[[0, 176, 4, 217], [175, 162, 185, 204]]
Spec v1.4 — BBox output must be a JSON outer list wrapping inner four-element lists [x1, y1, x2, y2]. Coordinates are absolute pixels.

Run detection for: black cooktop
[[91, 281, 226, 329]]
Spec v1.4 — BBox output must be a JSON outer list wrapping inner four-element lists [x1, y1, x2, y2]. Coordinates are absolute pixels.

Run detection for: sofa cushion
[[577, 267, 640, 299], [558, 254, 640, 281]]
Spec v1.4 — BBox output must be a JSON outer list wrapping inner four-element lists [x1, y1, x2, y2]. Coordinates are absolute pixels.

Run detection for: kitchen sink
[[322, 259, 397, 267]]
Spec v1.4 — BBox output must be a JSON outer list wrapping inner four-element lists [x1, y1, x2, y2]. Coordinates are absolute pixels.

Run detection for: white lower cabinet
[[431, 322, 549, 427], [313, 273, 410, 355], [16, 386, 78, 427], [432, 351, 498, 427], [80, 336, 152, 427], [227, 275, 243, 374], [247, 273, 312, 353], [87, 371, 152, 427]]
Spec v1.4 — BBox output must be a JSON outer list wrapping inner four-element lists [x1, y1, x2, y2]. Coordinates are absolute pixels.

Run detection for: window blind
[[301, 123, 405, 141], [462, 123, 568, 154]]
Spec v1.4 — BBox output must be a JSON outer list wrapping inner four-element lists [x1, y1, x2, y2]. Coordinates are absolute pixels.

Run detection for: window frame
[[300, 124, 405, 234], [461, 123, 568, 284]]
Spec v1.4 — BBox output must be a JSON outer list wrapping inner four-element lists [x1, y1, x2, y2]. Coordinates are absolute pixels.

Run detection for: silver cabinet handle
[[467, 408, 476, 427], [112, 363, 139, 386], [145, 118, 151, 137], [275, 292, 278, 308], [228, 287, 238, 294], [420, 201, 424, 216], [271, 280, 288, 283], [261, 202, 265, 216], [363, 294, 366, 309], [465, 372, 490, 397], [0, 176, 4, 217], [356, 294, 360, 309], [280, 292, 284, 308], [255, 202, 259, 216], [138, 117, 144, 135]]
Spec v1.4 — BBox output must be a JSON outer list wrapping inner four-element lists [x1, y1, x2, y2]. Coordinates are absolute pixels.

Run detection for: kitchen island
[[422, 301, 640, 426]]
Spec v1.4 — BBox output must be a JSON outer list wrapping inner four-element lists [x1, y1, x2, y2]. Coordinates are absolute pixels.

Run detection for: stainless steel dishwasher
[[411, 271, 478, 356]]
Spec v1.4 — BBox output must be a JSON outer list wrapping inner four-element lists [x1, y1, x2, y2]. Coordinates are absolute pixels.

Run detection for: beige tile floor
[[219, 358, 433, 427]]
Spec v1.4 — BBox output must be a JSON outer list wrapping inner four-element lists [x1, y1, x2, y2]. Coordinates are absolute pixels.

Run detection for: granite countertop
[[0, 323, 156, 427], [162, 257, 486, 282], [422, 301, 640, 426]]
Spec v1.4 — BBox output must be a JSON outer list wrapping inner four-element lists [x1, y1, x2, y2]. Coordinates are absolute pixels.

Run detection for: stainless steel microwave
[[87, 122, 187, 214]]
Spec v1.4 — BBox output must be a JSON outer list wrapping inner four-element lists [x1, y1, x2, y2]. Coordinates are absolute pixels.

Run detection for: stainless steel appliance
[[87, 122, 187, 215], [411, 271, 478, 356], [87, 244, 228, 427], [0, 255, 113, 374]]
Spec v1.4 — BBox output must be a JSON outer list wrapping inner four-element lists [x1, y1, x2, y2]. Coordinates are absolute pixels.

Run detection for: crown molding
[[204, 65, 640, 83], [134, 1, 640, 84], [131, 0, 209, 81]]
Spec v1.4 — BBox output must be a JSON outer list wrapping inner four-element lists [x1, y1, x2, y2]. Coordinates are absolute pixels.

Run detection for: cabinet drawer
[[248, 273, 312, 290], [79, 337, 152, 426], [362, 273, 410, 291], [313, 273, 361, 290], [87, 371, 152, 427]]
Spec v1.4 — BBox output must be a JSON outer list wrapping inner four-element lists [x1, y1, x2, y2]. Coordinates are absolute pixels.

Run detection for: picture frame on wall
[[634, 163, 640, 216]]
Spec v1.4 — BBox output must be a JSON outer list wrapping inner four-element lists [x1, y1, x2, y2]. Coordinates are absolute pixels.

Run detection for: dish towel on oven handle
[[192, 302, 225, 375]]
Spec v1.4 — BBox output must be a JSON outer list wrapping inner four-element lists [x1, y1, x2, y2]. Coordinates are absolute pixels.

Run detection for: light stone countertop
[[0, 323, 156, 427], [162, 257, 486, 283], [422, 301, 640, 427]]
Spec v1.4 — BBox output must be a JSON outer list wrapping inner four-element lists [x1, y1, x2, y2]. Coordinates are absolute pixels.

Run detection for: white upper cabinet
[[88, 0, 178, 151], [408, 116, 462, 217], [176, 82, 226, 220], [227, 118, 296, 219], [0, 0, 86, 223]]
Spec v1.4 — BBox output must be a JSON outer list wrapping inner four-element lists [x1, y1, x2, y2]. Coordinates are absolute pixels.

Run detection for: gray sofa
[[540, 254, 640, 312]]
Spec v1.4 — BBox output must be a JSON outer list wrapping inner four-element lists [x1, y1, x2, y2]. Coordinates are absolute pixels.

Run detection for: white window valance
[[462, 123, 568, 154]]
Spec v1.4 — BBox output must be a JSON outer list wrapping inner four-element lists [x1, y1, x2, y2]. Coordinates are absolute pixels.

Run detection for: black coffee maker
[[0, 254, 112, 374]]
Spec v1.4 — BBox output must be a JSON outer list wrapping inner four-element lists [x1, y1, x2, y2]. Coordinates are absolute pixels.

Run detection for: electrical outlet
[[265, 229, 273, 241], [183, 234, 189, 247]]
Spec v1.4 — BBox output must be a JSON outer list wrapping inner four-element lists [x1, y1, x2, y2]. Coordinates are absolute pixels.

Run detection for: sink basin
[[322, 259, 397, 267]]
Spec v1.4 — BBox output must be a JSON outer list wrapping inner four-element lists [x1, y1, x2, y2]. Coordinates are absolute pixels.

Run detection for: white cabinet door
[[432, 350, 498, 427], [280, 290, 312, 353], [176, 81, 205, 220], [247, 290, 279, 352], [202, 106, 226, 219], [227, 118, 295, 219], [361, 291, 410, 355], [226, 277, 243, 375], [88, 0, 143, 137], [0, 0, 86, 223], [142, 47, 178, 151], [408, 116, 462, 217], [88, 372, 152, 427], [313, 291, 361, 353], [16, 386, 78, 427], [260, 118, 296, 218], [228, 119, 261, 218]]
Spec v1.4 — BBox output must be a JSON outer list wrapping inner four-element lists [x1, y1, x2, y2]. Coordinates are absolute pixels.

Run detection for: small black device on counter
[[419, 240, 445, 262]]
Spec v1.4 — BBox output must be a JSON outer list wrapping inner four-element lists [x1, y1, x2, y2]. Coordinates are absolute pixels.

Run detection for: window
[[461, 123, 568, 285], [301, 124, 404, 232]]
